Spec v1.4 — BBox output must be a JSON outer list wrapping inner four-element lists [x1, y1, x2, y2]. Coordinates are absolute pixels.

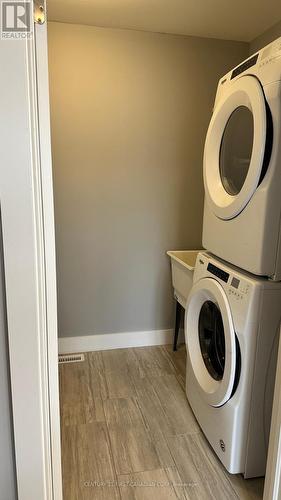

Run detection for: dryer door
[[185, 278, 237, 407], [204, 75, 268, 220]]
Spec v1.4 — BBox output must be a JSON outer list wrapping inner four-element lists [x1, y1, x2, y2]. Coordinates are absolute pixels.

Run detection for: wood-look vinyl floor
[[59, 344, 264, 500]]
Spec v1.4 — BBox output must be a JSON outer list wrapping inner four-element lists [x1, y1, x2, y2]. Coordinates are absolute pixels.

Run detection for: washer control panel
[[205, 258, 250, 300], [207, 262, 229, 283], [228, 277, 250, 301], [198, 253, 252, 304]]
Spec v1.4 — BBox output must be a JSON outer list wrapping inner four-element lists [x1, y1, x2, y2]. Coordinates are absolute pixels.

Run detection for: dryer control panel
[[214, 36, 281, 106], [231, 53, 258, 80]]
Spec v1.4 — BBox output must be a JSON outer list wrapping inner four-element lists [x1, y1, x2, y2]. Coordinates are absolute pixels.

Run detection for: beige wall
[[48, 22, 248, 337], [250, 20, 281, 53]]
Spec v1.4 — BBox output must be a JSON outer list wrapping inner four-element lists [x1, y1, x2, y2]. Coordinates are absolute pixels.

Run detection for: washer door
[[204, 75, 267, 220], [185, 278, 237, 407]]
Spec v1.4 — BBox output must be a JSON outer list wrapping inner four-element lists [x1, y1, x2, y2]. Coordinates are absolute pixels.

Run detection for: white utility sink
[[167, 250, 201, 308]]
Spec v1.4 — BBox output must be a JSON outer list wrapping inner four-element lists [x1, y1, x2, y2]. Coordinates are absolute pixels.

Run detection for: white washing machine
[[203, 37, 281, 280], [185, 252, 281, 478]]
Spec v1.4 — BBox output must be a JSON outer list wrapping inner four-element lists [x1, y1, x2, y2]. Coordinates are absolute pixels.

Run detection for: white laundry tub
[[167, 250, 201, 308]]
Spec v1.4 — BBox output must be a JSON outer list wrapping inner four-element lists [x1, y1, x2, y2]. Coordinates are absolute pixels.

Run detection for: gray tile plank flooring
[[61, 421, 120, 500], [104, 397, 161, 475], [59, 344, 264, 499]]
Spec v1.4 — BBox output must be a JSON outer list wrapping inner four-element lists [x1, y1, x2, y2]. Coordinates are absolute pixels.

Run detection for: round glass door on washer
[[185, 252, 281, 478], [185, 278, 237, 407], [202, 38, 281, 280], [199, 301, 225, 381]]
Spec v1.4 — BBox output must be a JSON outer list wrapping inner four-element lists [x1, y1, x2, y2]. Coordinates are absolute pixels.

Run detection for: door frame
[[0, 4, 62, 500], [34, 17, 63, 499], [263, 327, 281, 500]]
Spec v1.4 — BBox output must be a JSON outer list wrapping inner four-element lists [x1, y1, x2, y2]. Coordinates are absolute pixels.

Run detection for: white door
[[204, 75, 269, 220], [185, 278, 237, 407], [0, 3, 62, 499]]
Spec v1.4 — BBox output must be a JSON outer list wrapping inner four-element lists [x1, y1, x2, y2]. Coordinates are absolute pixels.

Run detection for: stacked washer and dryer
[[185, 38, 281, 478]]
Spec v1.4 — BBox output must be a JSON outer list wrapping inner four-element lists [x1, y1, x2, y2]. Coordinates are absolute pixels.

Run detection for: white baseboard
[[58, 328, 185, 354]]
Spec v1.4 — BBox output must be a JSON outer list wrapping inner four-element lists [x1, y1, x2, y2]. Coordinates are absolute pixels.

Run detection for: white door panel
[[0, 12, 62, 500]]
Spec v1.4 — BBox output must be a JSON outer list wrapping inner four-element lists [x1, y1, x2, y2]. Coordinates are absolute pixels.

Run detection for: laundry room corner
[[47, 22, 249, 350], [3, 2, 281, 499]]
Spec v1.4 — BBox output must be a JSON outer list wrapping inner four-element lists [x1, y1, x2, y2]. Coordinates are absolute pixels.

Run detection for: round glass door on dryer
[[202, 38, 281, 280], [184, 278, 239, 407], [204, 75, 270, 220]]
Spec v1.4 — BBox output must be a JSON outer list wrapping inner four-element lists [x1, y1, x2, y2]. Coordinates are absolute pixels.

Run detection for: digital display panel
[[231, 53, 259, 80], [231, 277, 240, 289], [207, 263, 229, 283]]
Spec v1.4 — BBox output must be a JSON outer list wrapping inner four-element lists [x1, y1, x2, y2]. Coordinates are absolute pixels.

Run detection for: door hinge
[[34, 0, 45, 24]]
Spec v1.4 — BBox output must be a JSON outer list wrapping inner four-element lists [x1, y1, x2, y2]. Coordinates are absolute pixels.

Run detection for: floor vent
[[58, 354, 85, 364]]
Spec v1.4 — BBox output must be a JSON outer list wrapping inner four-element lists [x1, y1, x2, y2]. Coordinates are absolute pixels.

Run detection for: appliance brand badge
[[219, 439, 226, 452]]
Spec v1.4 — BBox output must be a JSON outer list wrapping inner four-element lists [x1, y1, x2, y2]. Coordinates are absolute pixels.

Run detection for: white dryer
[[185, 252, 281, 478], [203, 37, 281, 280]]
